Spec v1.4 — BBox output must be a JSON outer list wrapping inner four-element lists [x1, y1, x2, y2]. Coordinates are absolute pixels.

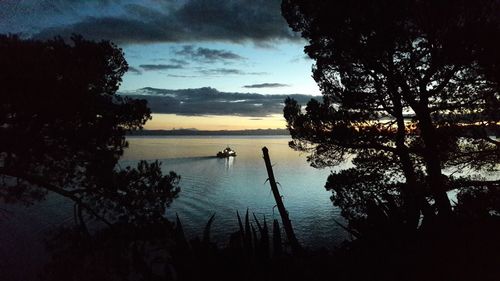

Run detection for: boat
[[216, 146, 237, 158]]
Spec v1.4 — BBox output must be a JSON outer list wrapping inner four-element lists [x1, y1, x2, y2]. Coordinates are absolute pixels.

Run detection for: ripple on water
[[125, 136, 350, 248]]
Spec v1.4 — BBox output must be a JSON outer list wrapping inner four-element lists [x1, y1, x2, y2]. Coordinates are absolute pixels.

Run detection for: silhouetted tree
[[0, 34, 180, 226], [282, 0, 500, 229]]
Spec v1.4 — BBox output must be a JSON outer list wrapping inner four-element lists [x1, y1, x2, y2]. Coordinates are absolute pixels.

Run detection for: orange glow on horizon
[[144, 113, 287, 131]]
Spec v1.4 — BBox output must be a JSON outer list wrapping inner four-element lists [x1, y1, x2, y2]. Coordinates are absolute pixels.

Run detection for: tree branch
[[0, 169, 112, 227]]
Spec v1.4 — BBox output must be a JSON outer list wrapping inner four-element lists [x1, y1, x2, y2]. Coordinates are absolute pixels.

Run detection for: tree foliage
[[282, 0, 500, 230], [0, 34, 179, 225]]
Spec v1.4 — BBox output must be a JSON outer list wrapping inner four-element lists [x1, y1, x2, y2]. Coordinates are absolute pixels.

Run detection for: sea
[[0, 136, 350, 280], [121, 136, 349, 248]]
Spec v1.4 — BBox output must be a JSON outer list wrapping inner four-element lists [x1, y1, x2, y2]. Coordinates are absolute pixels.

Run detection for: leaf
[[273, 219, 282, 256], [202, 213, 216, 244], [253, 212, 263, 233], [244, 209, 252, 252], [236, 210, 244, 234]]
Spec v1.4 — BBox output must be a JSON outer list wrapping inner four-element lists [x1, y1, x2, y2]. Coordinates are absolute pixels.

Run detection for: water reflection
[[224, 156, 235, 170]]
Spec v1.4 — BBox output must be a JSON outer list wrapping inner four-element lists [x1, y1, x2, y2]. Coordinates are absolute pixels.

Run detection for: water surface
[[122, 136, 349, 248], [0, 136, 350, 280]]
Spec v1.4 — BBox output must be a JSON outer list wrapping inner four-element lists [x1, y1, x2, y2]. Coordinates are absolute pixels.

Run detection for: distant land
[[128, 128, 290, 136]]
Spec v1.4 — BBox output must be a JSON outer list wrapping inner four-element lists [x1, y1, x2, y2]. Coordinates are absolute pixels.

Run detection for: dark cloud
[[176, 45, 244, 63], [139, 64, 183, 71], [30, 0, 299, 44], [197, 68, 266, 76], [120, 87, 315, 117], [243, 83, 290, 88], [167, 74, 199, 78], [198, 68, 244, 75], [128, 66, 142, 75], [290, 55, 312, 63], [169, 58, 189, 65], [35, 17, 173, 43]]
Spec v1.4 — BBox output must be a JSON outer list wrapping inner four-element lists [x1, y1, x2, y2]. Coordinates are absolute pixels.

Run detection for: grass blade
[[203, 213, 216, 244]]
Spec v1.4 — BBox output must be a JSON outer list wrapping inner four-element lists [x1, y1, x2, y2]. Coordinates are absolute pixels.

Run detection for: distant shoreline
[[128, 129, 290, 136]]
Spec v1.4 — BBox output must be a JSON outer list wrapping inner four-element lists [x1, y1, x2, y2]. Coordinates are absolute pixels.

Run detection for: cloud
[[120, 87, 316, 117], [290, 55, 312, 63], [169, 58, 189, 65], [139, 64, 183, 71], [243, 83, 290, 88], [138, 62, 259, 76], [128, 66, 142, 75], [175, 45, 244, 63], [197, 68, 266, 76], [167, 74, 199, 78], [197, 68, 244, 75], [27, 0, 299, 44]]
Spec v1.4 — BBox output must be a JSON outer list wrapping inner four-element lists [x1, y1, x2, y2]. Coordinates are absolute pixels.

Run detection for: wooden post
[[262, 146, 302, 253]]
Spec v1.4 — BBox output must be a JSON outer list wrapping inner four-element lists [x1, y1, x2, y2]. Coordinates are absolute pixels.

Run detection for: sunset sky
[[0, 0, 320, 130]]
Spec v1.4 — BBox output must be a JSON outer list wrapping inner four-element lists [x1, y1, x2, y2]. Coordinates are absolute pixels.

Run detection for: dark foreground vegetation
[[1, 0, 500, 280]]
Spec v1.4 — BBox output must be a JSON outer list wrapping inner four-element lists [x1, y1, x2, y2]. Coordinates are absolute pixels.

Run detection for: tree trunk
[[416, 108, 452, 216], [393, 98, 431, 228], [395, 129, 420, 226], [262, 147, 302, 254]]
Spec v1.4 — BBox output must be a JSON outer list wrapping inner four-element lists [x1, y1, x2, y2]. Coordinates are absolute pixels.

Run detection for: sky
[[0, 0, 320, 130]]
